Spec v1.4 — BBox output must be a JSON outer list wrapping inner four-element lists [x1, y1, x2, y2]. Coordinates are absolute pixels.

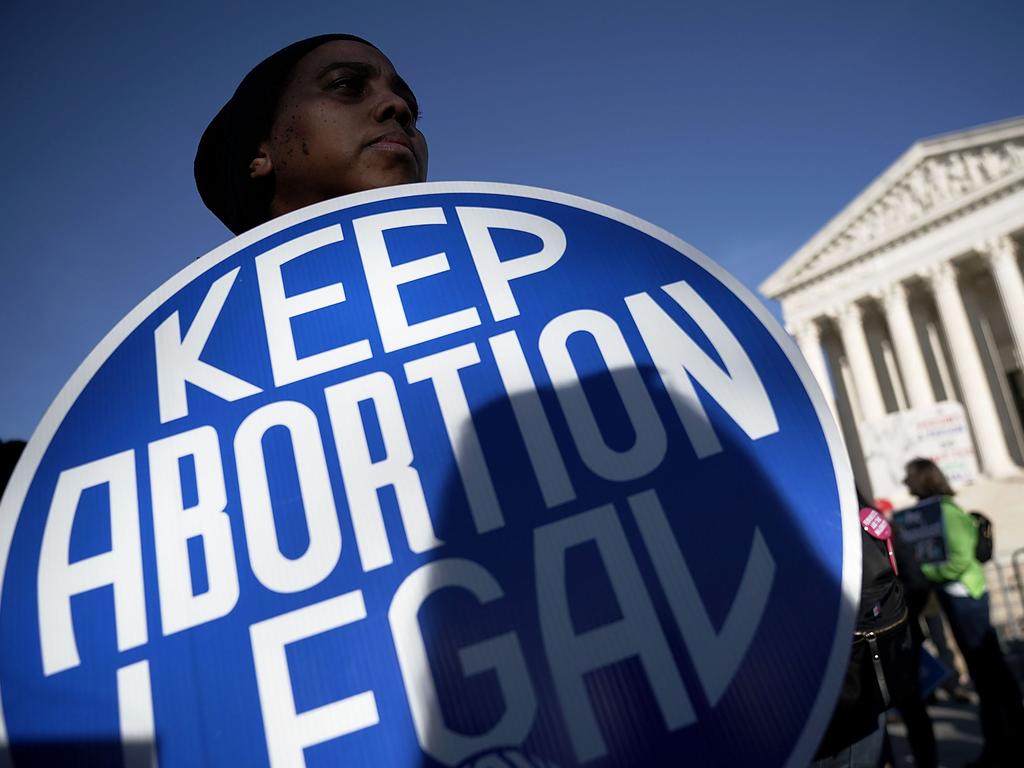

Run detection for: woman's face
[[902, 465, 925, 498], [253, 40, 428, 216]]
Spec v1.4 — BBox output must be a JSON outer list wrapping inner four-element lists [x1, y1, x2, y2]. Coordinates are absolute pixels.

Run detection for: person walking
[[903, 458, 1024, 767]]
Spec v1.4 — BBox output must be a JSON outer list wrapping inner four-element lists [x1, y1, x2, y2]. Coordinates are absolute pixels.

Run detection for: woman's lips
[[368, 134, 415, 157]]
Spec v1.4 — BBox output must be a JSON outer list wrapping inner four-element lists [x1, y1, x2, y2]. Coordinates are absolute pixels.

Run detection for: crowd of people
[[814, 457, 1024, 768]]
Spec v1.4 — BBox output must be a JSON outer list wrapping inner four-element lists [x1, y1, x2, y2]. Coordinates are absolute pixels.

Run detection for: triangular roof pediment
[[760, 116, 1024, 299]]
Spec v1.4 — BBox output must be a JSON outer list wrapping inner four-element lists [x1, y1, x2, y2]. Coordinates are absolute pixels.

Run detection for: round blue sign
[[0, 183, 858, 767]]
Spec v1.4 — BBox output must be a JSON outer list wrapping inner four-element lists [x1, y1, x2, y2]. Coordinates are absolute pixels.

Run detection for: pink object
[[861, 507, 898, 575]]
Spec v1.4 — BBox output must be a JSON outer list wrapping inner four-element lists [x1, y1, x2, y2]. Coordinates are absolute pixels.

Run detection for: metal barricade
[[1014, 546, 1024, 617], [991, 548, 1024, 677], [988, 557, 1023, 639]]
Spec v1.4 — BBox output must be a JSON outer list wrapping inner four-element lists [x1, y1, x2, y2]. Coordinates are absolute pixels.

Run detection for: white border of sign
[[0, 182, 859, 767]]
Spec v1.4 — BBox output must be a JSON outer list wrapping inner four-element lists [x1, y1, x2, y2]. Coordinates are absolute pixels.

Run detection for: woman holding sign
[[903, 458, 1024, 767], [195, 34, 428, 234], [176, 34, 856, 768]]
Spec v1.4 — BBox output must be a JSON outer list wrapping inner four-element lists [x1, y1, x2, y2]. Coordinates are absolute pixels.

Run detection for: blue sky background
[[2, 0, 1022, 441]]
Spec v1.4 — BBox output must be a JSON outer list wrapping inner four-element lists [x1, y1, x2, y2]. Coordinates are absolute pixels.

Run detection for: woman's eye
[[329, 76, 364, 94]]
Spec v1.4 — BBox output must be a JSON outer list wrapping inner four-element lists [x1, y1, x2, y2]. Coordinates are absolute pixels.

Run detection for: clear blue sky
[[2, 0, 1022, 441]]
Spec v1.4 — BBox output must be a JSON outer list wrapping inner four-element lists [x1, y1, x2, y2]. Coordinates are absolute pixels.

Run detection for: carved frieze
[[793, 138, 1024, 284]]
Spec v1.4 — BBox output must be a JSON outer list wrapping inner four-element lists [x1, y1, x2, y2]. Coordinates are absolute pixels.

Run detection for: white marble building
[[761, 117, 1024, 497]]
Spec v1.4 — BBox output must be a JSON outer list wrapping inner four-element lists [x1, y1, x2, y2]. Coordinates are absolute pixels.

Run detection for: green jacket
[[919, 497, 986, 599]]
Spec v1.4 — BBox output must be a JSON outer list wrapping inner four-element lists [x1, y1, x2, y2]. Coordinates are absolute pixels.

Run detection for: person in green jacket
[[903, 457, 1024, 767]]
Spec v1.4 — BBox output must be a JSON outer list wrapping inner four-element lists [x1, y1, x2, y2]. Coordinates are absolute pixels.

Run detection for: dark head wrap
[[195, 34, 378, 235]]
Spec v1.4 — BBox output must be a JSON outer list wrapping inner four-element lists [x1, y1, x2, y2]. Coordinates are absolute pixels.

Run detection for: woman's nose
[[373, 89, 414, 130]]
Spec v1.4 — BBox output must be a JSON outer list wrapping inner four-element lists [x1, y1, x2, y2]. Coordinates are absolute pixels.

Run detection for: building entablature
[[761, 117, 1024, 303], [777, 184, 1024, 326]]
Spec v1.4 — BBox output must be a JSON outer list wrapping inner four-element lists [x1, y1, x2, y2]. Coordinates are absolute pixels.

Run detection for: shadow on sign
[[412, 366, 845, 767]]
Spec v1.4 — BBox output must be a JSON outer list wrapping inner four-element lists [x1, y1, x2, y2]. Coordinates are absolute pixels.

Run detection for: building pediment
[[761, 116, 1024, 299]]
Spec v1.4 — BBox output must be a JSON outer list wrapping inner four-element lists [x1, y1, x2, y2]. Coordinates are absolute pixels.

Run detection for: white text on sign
[[38, 205, 781, 766]]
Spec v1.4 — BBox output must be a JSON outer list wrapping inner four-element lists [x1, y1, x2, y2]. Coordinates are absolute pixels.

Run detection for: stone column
[[878, 282, 934, 409], [835, 302, 887, 423], [792, 319, 838, 424], [926, 260, 1017, 476], [980, 235, 1024, 372]]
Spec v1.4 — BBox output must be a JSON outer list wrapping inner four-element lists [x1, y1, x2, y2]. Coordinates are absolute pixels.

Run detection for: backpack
[[971, 511, 993, 563], [815, 508, 913, 759]]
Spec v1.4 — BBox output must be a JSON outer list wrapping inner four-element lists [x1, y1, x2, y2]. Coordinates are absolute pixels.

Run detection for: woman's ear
[[249, 141, 273, 179]]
